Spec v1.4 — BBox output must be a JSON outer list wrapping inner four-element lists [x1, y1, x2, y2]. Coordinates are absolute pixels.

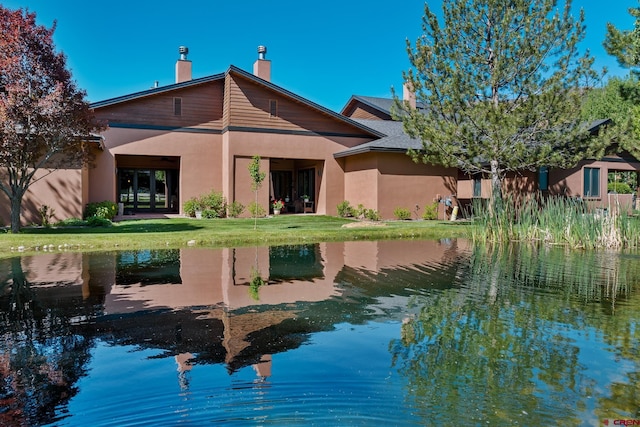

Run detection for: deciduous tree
[[0, 6, 103, 232], [395, 0, 609, 207]]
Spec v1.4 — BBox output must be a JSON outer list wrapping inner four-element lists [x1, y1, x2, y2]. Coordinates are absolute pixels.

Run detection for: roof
[[90, 66, 385, 139], [334, 119, 422, 158], [340, 95, 427, 117], [333, 118, 614, 159]]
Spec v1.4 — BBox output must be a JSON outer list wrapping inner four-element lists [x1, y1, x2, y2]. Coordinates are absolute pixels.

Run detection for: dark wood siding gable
[[226, 73, 373, 136], [96, 81, 224, 130]]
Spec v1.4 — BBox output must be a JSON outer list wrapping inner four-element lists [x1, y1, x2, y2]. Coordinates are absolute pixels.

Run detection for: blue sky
[[3, 0, 638, 112]]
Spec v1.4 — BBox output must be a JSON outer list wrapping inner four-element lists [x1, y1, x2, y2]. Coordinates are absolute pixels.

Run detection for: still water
[[0, 240, 639, 426]]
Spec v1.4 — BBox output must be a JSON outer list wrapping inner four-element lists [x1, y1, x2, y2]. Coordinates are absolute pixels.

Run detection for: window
[[174, 97, 182, 116], [538, 166, 549, 191], [472, 176, 482, 198], [269, 99, 277, 117], [583, 167, 600, 198]]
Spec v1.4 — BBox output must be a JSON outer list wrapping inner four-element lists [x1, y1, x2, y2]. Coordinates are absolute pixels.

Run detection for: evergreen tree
[[604, 1, 640, 70], [395, 0, 609, 206]]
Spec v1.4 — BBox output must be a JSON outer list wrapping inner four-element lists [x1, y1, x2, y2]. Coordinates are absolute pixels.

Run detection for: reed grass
[[470, 195, 640, 249]]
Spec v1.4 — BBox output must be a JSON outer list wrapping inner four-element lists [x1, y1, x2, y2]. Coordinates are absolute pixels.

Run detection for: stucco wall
[[344, 152, 457, 219], [0, 168, 85, 226], [91, 127, 222, 213], [224, 131, 368, 216]]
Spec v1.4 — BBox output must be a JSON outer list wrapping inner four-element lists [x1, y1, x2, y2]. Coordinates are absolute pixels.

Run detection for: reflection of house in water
[[14, 240, 471, 378]]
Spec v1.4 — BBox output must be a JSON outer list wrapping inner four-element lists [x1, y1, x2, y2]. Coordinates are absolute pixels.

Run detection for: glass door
[[118, 169, 174, 212], [297, 168, 315, 201]]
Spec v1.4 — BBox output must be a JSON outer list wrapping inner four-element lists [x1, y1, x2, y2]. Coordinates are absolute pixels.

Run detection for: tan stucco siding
[[377, 154, 457, 219], [91, 127, 222, 212], [0, 168, 84, 226], [344, 152, 457, 219], [344, 154, 379, 214], [224, 132, 369, 216]]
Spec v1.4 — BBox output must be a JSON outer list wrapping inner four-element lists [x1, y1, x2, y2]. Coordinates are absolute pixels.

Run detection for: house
[[340, 96, 640, 215], [2, 47, 638, 227], [1, 47, 458, 225]]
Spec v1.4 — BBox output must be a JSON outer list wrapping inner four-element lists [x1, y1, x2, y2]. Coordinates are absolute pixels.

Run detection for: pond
[[0, 240, 639, 426]]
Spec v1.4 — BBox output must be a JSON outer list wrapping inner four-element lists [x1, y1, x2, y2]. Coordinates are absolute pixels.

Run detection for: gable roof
[[340, 95, 427, 118], [91, 66, 384, 139]]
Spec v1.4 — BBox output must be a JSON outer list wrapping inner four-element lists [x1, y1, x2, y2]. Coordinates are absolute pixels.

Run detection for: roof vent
[[257, 45, 267, 60], [179, 46, 189, 61]]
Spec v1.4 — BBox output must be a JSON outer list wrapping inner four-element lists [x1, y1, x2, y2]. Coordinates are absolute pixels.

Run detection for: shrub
[[422, 201, 439, 220], [248, 202, 266, 218], [201, 190, 227, 218], [55, 218, 86, 227], [393, 207, 411, 220], [608, 182, 633, 194], [227, 201, 245, 218], [337, 200, 353, 218], [364, 208, 381, 221], [38, 205, 55, 227], [84, 201, 117, 220], [183, 191, 227, 218], [354, 204, 366, 219], [183, 197, 203, 217], [86, 216, 112, 227]]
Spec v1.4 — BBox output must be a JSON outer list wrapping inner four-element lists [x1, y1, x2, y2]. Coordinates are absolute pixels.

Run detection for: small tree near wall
[[248, 155, 266, 230]]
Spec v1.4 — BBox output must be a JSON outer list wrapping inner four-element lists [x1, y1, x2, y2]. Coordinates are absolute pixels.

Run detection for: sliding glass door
[[118, 169, 175, 212]]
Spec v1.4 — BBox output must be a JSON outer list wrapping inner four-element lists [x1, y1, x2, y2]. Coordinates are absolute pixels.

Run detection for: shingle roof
[[340, 95, 427, 117], [334, 119, 422, 158]]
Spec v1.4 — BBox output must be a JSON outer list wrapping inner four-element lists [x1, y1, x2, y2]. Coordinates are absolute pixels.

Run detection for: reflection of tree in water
[[390, 244, 640, 425], [0, 258, 95, 426]]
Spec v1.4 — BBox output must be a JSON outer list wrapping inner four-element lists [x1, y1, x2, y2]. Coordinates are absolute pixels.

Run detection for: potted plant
[[272, 199, 284, 215], [303, 195, 310, 202]]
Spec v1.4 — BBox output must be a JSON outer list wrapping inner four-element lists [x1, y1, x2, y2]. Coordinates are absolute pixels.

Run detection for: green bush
[[201, 190, 227, 218], [227, 201, 245, 218], [183, 197, 203, 217], [337, 200, 353, 218], [86, 216, 112, 227], [183, 191, 227, 218], [248, 202, 266, 218], [354, 204, 366, 219], [55, 218, 86, 227], [608, 182, 633, 194], [38, 205, 55, 227], [84, 201, 117, 220], [393, 207, 412, 220], [364, 208, 381, 221], [422, 201, 439, 220]]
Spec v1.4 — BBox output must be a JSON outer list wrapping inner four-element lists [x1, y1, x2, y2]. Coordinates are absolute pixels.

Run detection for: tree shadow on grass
[[18, 221, 204, 235]]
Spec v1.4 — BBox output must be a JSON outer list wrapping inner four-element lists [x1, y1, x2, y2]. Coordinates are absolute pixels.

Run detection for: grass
[[0, 215, 471, 258], [470, 196, 640, 249]]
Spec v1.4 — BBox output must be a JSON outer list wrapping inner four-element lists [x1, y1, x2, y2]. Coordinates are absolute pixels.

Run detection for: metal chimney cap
[[179, 46, 189, 60], [257, 45, 267, 60]]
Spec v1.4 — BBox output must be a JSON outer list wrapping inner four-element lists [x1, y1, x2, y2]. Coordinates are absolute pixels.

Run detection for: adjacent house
[[340, 96, 640, 215], [2, 47, 638, 226]]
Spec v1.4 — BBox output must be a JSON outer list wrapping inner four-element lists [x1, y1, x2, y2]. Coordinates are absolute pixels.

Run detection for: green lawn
[[0, 215, 470, 257]]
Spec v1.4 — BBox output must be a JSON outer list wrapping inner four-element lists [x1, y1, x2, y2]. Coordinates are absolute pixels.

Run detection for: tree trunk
[[10, 191, 24, 233], [489, 160, 502, 215]]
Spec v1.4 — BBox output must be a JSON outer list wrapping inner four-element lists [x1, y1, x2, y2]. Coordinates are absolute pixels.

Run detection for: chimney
[[253, 45, 271, 82], [175, 46, 192, 83], [403, 81, 416, 109]]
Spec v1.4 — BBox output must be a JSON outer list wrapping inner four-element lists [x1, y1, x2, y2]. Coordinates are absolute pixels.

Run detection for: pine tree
[[604, 2, 640, 70], [395, 0, 609, 206]]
